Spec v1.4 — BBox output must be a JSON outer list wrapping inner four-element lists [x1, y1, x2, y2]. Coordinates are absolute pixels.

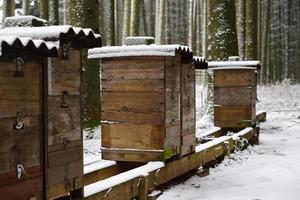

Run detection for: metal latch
[[61, 91, 69, 108], [14, 57, 24, 77], [13, 112, 24, 130], [17, 164, 25, 179], [60, 44, 69, 59]]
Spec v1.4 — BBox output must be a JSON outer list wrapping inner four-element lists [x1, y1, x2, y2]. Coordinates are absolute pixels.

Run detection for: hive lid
[[0, 36, 58, 57], [193, 56, 208, 69], [0, 25, 101, 49], [88, 44, 193, 62], [208, 60, 261, 70], [4, 15, 48, 27]]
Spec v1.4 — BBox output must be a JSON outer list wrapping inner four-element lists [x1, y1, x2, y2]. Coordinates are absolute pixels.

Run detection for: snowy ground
[[159, 81, 300, 200]]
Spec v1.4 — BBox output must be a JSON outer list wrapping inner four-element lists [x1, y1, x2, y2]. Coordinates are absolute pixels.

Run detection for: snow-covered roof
[[208, 60, 261, 70], [4, 15, 47, 27], [0, 25, 101, 48], [0, 36, 58, 57], [193, 56, 208, 69], [88, 44, 191, 59]]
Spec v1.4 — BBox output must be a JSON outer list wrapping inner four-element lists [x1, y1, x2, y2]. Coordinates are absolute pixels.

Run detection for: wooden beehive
[[0, 37, 57, 200], [88, 44, 196, 162], [0, 26, 101, 199], [210, 61, 260, 128]]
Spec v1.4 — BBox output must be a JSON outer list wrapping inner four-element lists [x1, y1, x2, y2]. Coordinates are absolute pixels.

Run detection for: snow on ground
[[159, 81, 300, 200]]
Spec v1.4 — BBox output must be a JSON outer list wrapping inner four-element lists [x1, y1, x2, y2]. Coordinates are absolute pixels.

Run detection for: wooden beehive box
[[0, 36, 57, 200], [0, 26, 101, 199], [210, 61, 260, 128], [88, 44, 196, 162]]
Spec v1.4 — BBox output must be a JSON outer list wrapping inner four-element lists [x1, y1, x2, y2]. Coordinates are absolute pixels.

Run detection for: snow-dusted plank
[[209, 61, 260, 70], [84, 159, 117, 175], [196, 136, 231, 153], [84, 161, 164, 197], [232, 127, 253, 141], [88, 44, 190, 59], [197, 127, 222, 139]]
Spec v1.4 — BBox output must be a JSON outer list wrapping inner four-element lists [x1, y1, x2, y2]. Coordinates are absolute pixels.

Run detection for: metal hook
[[61, 91, 69, 108], [13, 112, 24, 130], [14, 57, 24, 77], [17, 164, 25, 179]]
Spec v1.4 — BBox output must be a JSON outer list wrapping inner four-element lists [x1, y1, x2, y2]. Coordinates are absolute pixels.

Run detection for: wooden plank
[[181, 134, 196, 156], [102, 124, 164, 150], [102, 149, 163, 163], [0, 116, 41, 174], [0, 176, 42, 200], [214, 69, 256, 87], [47, 145, 83, 168], [256, 111, 267, 123], [47, 160, 83, 187], [48, 50, 81, 95], [47, 95, 81, 147], [101, 58, 164, 80], [83, 165, 120, 186], [102, 79, 164, 92], [0, 62, 41, 118], [214, 86, 254, 106], [214, 105, 254, 123]]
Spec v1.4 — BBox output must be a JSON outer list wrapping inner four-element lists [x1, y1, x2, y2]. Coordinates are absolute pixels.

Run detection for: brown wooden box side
[[214, 86, 255, 106], [47, 95, 81, 148], [47, 50, 81, 96], [0, 116, 41, 175], [101, 57, 164, 92], [102, 124, 164, 150], [214, 69, 256, 87], [0, 62, 41, 118], [101, 91, 164, 124]]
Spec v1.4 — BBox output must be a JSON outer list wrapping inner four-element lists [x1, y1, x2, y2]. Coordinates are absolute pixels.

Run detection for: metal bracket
[[61, 91, 69, 108], [13, 112, 24, 130], [16, 164, 25, 179], [62, 138, 70, 150], [60, 44, 69, 60], [14, 57, 24, 77]]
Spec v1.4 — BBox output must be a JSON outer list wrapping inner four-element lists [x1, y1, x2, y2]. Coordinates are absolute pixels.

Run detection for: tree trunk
[[39, 0, 49, 20], [156, 0, 165, 44], [207, 0, 238, 61], [23, 0, 30, 15], [130, 0, 141, 36], [202, 0, 207, 58], [69, 0, 101, 130], [236, 0, 246, 60], [261, 0, 270, 84], [195, 0, 202, 56], [188, 0, 194, 50], [49, 0, 59, 25], [103, 0, 115, 46], [3, 0, 15, 20], [245, 0, 258, 60], [122, 0, 131, 44]]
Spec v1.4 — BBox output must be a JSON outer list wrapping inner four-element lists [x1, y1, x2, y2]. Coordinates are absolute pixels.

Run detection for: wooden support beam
[[256, 111, 267, 123]]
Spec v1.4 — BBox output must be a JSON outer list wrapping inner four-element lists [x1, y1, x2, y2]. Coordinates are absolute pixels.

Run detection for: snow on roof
[[0, 36, 58, 56], [208, 60, 260, 70], [88, 44, 191, 59], [84, 161, 164, 197], [0, 25, 101, 48], [125, 36, 155, 45], [4, 15, 47, 27]]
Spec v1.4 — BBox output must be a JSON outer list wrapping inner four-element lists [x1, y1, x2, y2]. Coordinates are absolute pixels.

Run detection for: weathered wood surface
[[0, 62, 41, 118], [256, 111, 267, 123], [102, 124, 164, 149], [47, 95, 81, 148], [214, 87, 254, 106], [48, 50, 81, 95], [214, 105, 255, 128], [0, 175, 42, 200], [102, 149, 163, 163], [101, 92, 164, 124], [214, 69, 256, 87], [0, 116, 41, 175]]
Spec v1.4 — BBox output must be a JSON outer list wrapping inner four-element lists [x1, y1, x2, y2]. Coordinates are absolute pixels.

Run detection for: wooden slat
[[0, 116, 41, 174], [214, 69, 256, 87], [0, 62, 41, 118], [0, 176, 42, 200], [214, 105, 254, 122], [47, 145, 83, 168], [102, 79, 164, 92], [47, 95, 81, 147], [214, 86, 254, 106], [256, 111, 267, 123], [181, 134, 196, 156], [48, 50, 81, 95], [102, 149, 163, 163], [102, 124, 164, 150], [83, 165, 120, 186]]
